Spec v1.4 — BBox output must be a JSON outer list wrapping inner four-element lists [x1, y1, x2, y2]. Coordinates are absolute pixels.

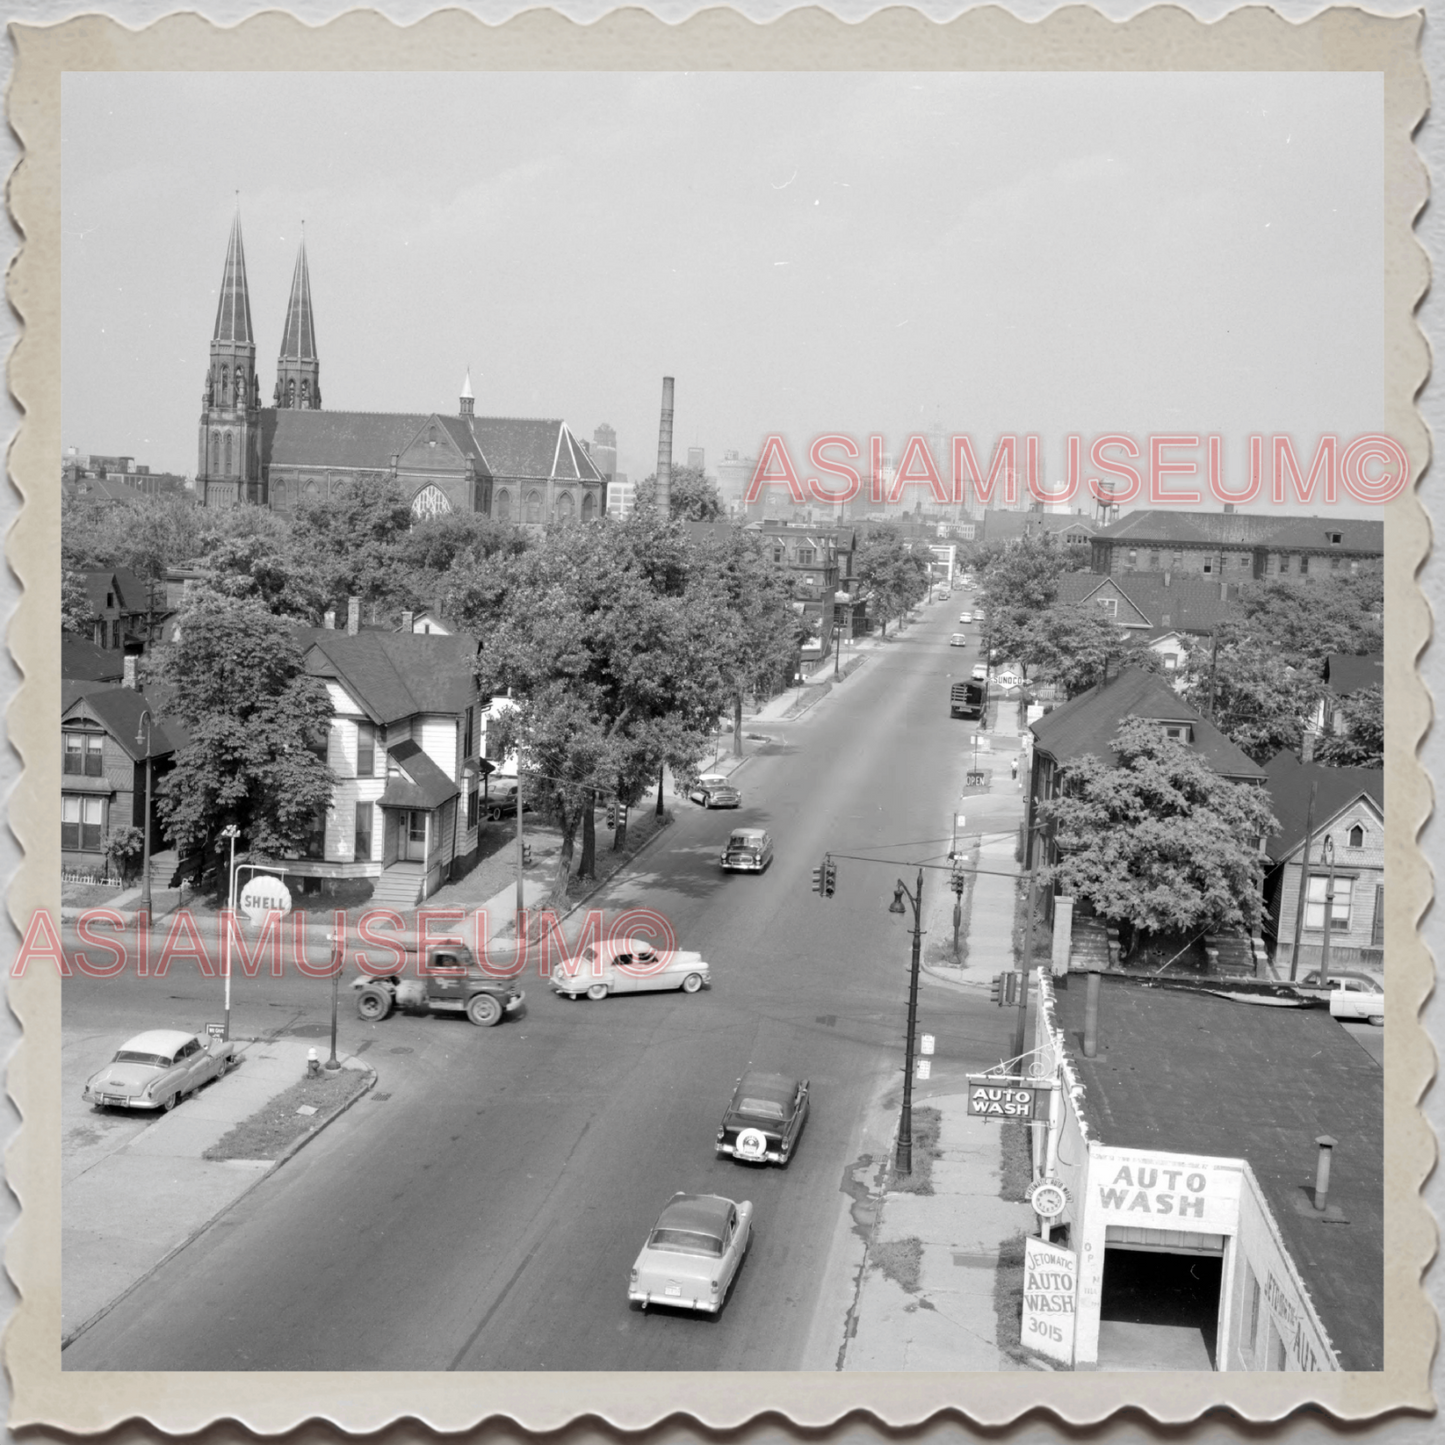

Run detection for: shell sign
[[239, 875, 293, 925]]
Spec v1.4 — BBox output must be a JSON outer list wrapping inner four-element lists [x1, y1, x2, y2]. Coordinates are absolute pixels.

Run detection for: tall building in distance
[[715, 449, 755, 516], [686, 445, 705, 472]]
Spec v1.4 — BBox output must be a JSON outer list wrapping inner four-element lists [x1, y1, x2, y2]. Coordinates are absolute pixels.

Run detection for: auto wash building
[[1030, 970, 1382, 1371]]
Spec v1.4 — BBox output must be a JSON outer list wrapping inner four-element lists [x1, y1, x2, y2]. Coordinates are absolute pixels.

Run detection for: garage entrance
[[1095, 1227, 1224, 1370]]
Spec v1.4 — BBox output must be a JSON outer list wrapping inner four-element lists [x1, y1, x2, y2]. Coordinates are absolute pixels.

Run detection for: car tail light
[[630, 1268, 638, 1285], [710, 1280, 720, 1294]]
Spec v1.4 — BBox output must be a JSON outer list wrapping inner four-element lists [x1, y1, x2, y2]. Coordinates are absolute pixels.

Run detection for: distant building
[[981, 509, 1097, 548], [62, 448, 189, 500], [686, 446, 705, 472], [715, 450, 756, 516]]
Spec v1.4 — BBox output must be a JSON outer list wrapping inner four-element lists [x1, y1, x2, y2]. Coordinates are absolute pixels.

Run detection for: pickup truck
[[950, 680, 988, 720], [352, 939, 525, 1027]]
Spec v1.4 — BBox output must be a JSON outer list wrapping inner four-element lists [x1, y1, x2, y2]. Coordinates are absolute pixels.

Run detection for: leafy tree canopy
[[1180, 638, 1319, 765], [637, 466, 725, 522], [1040, 717, 1278, 942], [1313, 682, 1384, 768], [1226, 573, 1383, 671], [855, 529, 929, 635]]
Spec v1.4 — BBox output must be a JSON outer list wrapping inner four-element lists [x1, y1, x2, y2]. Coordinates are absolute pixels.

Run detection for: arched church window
[[582, 493, 596, 522], [411, 485, 452, 519], [220, 365, 229, 405], [495, 490, 511, 522], [525, 491, 542, 524], [210, 432, 220, 473], [555, 491, 575, 522], [304, 478, 320, 502], [223, 432, 232, 475], [300, 378, 310, 406], [287, 378, 296, 407]]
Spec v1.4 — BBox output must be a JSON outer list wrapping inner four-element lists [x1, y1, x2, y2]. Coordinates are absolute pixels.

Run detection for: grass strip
[[203, 1068, 369, 1162], [872, 1237, 923, 1295], [888, 1105, 942, 1195]]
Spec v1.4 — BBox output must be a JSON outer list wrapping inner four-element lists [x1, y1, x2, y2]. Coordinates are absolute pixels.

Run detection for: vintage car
[[949, 633, 969, 648], [629, 1192, 753, 1313], [689, 773, 742, 809], [716, 1070, 810, 1165], [958, 611, 973, 624], [481, 778, 536, 823], [1300, 970, 1385, 1025], [971, 662, 989, 681], [352, 940, 525, 1027], [720, 828, 773, 873], [82, 1028, 239, 1112], [550, 939, 711, 1001]]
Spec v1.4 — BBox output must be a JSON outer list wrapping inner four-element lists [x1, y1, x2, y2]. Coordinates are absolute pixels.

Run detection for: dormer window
[[1348, 824, 1365, 848], [1161, 723, 1193, 744], [1097, 597, 1118, 617], [1328, 532, 1343, 545]]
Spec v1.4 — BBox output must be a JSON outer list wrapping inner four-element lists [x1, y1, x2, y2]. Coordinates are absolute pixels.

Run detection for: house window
[[773, 547, 785, 564], [1372, 886, 1385, 947], [1161, 652, 1180, 671], [1306, 874, 1353, 930], [354, 801, 373, 862], [798, 548, 816, 565], [303, 806, 329, 861], [63, 731, 104, 777], [1148, 551, 1160, 569], [1127, 549, 1137, 569], [1161, 723, 1193, 743], [1348, 824, 1365, 848], [1202, 557, 1214, 574], [356, 722, 375, 778], [463, 706, 475, 760], [495, 489, 511, 522], [1097, 597, 1118, 617], [1244, 1268, 1261, 1362], [1299, 555, 1309, 575], [1328, 532, 1343, 545], [62, 794, 105, 852], [1279, 554, 1291, 574], [467, 788, 479, 828]]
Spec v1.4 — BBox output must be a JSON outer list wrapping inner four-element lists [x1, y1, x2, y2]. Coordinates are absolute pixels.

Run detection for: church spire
[[460, 367, 474, 417], [274, 231, 321, 409], [211, 207, 255, 346], [198, 204, 260, 507]]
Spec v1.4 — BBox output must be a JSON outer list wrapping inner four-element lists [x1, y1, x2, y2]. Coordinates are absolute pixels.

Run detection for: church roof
[[211, 211, 255, 346], [278, 237, 318, 362]]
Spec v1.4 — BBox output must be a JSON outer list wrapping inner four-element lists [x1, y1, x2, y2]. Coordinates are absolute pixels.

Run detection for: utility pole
[[1319, 836, 1337, 988], [515, 770, 525, 922], [1288, 781, 1318, 981], [1207, 629, 1221, 719], [891, 867, 925, 1176], [1013, 857, 1039, 1061]]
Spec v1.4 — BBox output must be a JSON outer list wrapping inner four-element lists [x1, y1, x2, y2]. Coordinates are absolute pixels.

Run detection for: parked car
[[550, 939, 711, 1000], [971, 662, 989, 681], [629, 1192, 753, 1313], [352, 939, 525, 1027], [82, 1028, 239, 1112], [720, 828, 773, 873], [958, 611, 973, 624], [949, 633, 969, 647], [482, 778, 535, 822], [1300, 969, 1385, 1025], [716, 1070, 810, 1165], [689, 773, 742, 808]]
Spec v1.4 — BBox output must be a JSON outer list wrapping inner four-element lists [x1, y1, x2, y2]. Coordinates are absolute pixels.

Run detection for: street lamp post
[[135, 709, 155, 915], [1319, 835, 1337, 989], [888, 867, 926, 1176], [220, 823, 240, 1041]]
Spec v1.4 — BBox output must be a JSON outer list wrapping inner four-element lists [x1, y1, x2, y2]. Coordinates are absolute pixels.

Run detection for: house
[[1260, 750, 1384, 976], [74, 568, 153, 652], [61, 680, 186, 877], [1311, 653, 1384, 737], [290, 615, 487, 906], [1025, 666, 1267, 870], [980, 509, 1097, 549], [1089, 510, 1383, 582]]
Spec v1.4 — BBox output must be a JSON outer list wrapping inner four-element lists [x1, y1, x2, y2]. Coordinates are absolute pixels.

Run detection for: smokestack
[[347, 596, 360, 636], [655, 376, 675, 517], [1083, 970, 1101, 1058], [1313, 1135, 1337, 1213]]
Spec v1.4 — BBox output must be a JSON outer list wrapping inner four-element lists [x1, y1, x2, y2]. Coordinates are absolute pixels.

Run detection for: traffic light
[[521, 842, 533, 866], [606, 800, 618, 828], [811, 861, 825, 896], [990, 972, 1020, 1007], [823, 858, 837, 898]]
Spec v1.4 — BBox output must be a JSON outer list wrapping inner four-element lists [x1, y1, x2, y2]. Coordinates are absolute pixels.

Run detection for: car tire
[[1369, 1014, 1384, 1027], [467, 993, 504, 1027], [161, 1091, 178, 1112], [356, 988, 391, 1022], [681, 973, 704, 994], [587, 983, 609, 1002]]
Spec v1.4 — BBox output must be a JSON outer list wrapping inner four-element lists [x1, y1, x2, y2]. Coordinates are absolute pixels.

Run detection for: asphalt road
[[64, 600, 1022, 1371]]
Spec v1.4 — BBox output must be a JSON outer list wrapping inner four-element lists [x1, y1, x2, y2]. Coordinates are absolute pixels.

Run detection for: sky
[[61, 70, 1384, 512]]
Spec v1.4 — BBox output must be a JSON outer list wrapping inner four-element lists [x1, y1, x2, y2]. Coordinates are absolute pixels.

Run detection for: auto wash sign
[[966, 1075, 1051, 1121], [1020, 1237, 1077, 1365], [1090, 1145, 1242, 1232]]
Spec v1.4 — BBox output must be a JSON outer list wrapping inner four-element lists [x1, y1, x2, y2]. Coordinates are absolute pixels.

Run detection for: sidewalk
[[62, 1037, 373, 1344]]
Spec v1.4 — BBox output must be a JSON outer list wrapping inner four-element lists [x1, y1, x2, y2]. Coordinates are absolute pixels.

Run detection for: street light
[[888, 868, 925, 1176], [134, 709, 155, 915], [220, 823, 240, 1041]]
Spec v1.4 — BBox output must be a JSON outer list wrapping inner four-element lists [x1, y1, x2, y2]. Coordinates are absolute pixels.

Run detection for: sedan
[[1301, 970, 1385, 1025], [949, 633, 969, 647], [550, 939, 711, 1000], [82, 1028, 239, 1112], [971, 662, 989, 681], [629, 1193, 753, 1313], [689, 773, 742, 809], [717, 1070, 810, 1165], [720, 828, 773, 873], [958, 612, 973, 624]]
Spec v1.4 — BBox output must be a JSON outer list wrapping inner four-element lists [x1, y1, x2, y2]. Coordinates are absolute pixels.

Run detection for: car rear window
[[649, 1228, 723, 1257], [736, 1097, 787, 1120], [114, 1051, 171, 1068]]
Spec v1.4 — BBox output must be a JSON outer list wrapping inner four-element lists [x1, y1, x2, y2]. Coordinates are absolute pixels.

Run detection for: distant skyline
[[62, 70, 1385, 515]]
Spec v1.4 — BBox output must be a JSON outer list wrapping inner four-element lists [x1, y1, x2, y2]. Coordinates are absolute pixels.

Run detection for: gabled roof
[[62, 636, 126, 683], [260, 410, 438, 471], [212, 211, 255, 346], [61, 686, 187, 760], [1030, 666, 1265, 782], [297, 628, 479, 725], [1108, 572, 1242, 634], [82, 568, 148, 615], [1261, 750, 1384, 862], [1095, 510, 1383, 555], [378, 739, 459, 810], [278, 237, 318, 362], [1322, 653, 1383, 696], [467, 417, 603, 483]]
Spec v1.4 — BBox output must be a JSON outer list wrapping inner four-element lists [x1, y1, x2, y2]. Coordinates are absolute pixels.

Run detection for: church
[[196, 212, 605, 523]]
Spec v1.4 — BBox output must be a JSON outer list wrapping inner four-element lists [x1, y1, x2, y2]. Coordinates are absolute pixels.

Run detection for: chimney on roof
[[323, 607, 336, 630], [401, 609, 414, 633], [347, 597, 360, 636], [1312, 1135, 1337, 1214], [1301, 728, 1317, 764], [122, 655, 139, 690], [655, 376, 675, 516], [1223, 503, 1236, 514], [1083, 970, 1102, 1058]]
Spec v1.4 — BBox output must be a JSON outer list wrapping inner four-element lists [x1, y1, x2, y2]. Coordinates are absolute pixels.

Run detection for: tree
[[1040, 717, 1279, 948], [636, 466, 724, 521], [62, 491, 207, 581], [1227, 574, 1383, 671], [290, 472, 417, 614], [976, 533, 1070, 632], [855, 530, 928, 636], [200, 533, 328, 621], [62, 570, 91, 635], [1181, 638, 1319, 764], [1011, 605, 1131, 697], [1314, 683, 1384, 768], [153, 592, 335, 860]]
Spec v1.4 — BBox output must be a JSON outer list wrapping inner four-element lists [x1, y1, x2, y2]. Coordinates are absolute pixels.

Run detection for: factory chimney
[[655, 376, 675, 517]]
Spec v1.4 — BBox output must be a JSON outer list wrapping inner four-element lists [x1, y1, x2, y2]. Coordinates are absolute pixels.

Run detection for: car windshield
[[736, 1097, 787, 1120], [728, 837, 755, 851], [649, 1228, 723, 1257], [113, 1050, 170, 1068]]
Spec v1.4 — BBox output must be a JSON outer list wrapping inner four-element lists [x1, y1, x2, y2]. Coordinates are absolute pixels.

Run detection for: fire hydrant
[[306, 1047, 321, 1079]]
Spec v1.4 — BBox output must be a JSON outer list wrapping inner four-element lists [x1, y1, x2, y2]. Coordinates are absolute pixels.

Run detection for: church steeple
[[274, 232, 321, 410], [197, 205, 261, 506], [460, 367, 474, 417]]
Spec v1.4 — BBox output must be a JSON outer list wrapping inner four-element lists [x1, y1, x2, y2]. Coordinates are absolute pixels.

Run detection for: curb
[[61, 1061, 377, 1351]]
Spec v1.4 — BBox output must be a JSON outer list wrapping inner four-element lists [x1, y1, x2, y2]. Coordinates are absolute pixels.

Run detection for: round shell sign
[[239, 875, 292, 924]]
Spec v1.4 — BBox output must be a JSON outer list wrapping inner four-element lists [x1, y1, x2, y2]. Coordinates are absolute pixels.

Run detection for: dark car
[[720, 828, 773, 873], [689, 773, 742, 809], [716, 1070, 810, 1165]]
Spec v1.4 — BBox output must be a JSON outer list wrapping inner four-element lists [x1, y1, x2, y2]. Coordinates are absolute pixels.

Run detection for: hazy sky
[[62, 70, 1383, 507]]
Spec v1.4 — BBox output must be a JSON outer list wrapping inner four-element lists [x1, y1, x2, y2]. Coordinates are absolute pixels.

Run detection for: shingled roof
[[297, 628, 480, 725], [1260, 749, 1384, 863], [1030, 666, 1265, 782], [1095, 510, 1383, 555], [259, 411, 435, 471], [1321, 652, 1383, 695], [61, 686, 189, 759]]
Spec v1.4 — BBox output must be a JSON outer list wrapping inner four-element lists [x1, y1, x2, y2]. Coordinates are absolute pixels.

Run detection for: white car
[[958, 612, 973, 624], [971, 662, 989, 681], [83, 1029, 239, 1112], [949, 633, 969, 647], [550, 938, 711, 1000], [1302, 970, 1385, 1025], [629, 1193, 752, 1313]]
